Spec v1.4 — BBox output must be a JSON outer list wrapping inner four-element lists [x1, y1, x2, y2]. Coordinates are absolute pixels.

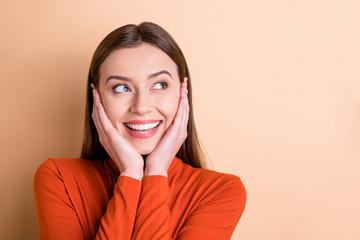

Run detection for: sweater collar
[[104, 156, 182, 179]]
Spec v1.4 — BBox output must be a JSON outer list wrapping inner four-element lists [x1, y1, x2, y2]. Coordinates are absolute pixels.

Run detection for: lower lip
[[124, 121, 162, 139]]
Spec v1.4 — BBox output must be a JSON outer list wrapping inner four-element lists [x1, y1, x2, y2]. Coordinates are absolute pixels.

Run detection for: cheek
[[101, 96, 127, 128], [156, 94, 179, 128]]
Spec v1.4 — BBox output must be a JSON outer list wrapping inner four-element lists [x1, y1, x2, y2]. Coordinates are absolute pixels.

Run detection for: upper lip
[[124, 120, 161, 124]]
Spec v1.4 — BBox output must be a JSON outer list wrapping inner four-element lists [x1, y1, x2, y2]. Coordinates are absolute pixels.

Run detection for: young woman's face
[[98, 43, 181, 154]]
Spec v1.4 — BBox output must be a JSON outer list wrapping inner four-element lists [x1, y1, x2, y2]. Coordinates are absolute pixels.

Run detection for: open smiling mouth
[[124, 121, 162, 134]]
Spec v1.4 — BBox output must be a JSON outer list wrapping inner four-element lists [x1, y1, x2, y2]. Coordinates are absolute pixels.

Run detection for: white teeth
[[126, 121, 160, 131]]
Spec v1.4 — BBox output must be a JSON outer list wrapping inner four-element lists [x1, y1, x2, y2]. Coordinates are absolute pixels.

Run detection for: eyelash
[[112, 81, 168, 93]]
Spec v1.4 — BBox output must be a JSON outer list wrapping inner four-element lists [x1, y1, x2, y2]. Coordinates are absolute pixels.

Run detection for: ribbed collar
[[104, 156, 182, 179]]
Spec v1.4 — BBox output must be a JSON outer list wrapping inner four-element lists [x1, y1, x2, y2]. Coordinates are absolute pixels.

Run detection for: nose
[[129, 91, 153, 115]]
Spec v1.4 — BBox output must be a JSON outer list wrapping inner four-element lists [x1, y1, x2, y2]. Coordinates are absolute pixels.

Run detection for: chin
[[135, 144, 156, 155]]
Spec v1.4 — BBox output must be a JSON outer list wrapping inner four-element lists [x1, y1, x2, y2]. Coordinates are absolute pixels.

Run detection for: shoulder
[[36, 157, 104, 172], [201, 167, 246, 200], [33, 158, 64, 186], [34, 157, 98, 175], [178, 162, 247, 208], [33, 158, 107, 190], [182, 162, 246, 192], [33, 157, 114, 207]]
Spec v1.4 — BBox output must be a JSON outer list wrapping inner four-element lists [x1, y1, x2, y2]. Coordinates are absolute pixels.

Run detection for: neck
[[142, 154, 148, 169]]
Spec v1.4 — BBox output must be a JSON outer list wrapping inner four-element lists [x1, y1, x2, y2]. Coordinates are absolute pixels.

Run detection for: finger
[[180, 78, 188, 118], [92, 90, 105, 135], [170, 98, 186, 137], [180, 81, 187, 99], [175, 82, 187, 126], [92, 91, 124, 161], [181, 87, 190, 133], [176, 81, 187, 117], [93, 89, 117, 136], [93, 88, 102, 104], [91, 89, 100, 128], [184, 87, 189, 120], [177, 79, 189, 125]]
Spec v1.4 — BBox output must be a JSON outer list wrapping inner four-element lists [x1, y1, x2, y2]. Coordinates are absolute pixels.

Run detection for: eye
[[153, 82, 168, 90], [113, 84, 131, 93]]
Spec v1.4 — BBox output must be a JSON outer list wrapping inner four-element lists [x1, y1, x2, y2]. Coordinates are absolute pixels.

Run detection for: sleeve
[[131, 176, 171, 239], [131, 175, 246, 240], [33, 159, 142, 240], [176, 176, 247, 240]]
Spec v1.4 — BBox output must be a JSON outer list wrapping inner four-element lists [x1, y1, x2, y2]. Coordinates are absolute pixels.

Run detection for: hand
[[91, 85, 144, 180], [144, 77, 189, 177]]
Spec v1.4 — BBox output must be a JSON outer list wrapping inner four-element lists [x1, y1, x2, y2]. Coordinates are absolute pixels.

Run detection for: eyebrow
[[106, 70, 173, 84]]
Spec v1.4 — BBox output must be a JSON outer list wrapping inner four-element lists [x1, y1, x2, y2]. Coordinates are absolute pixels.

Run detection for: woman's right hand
[[91, 85, 144, 180]]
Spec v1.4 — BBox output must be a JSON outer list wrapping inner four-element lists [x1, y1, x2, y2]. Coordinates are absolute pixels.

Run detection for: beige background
[[1, 0, 359, 239]]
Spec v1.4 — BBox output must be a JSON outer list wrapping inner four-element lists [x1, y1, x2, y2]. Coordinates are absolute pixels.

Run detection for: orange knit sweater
[[34, 156, 246, 239]]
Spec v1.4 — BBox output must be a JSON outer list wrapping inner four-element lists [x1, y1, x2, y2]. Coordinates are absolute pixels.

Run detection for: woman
[[34, 22, 246, 240]]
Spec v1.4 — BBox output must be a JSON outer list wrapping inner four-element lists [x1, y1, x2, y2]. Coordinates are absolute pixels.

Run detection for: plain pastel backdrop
[[0, 0, 359, 239]]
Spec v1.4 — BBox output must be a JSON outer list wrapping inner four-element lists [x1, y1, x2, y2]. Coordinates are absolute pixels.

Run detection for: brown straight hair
[[81, 22, 207, 169]]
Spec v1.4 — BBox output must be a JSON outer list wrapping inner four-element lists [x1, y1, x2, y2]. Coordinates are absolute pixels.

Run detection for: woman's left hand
[[144, 77, 189, 177]]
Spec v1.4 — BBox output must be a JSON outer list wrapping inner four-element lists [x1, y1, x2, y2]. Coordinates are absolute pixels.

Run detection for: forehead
[[99, 43, 178, 82]]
